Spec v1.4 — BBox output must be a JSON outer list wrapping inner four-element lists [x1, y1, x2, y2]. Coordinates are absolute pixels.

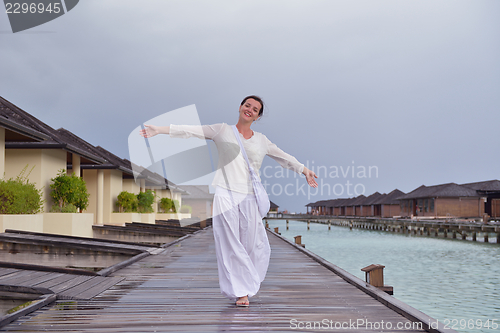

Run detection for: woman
[[140, 96, 318, 307]]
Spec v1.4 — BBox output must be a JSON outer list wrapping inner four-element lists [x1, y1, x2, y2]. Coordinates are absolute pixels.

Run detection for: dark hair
[[241, 95, 264, 117]]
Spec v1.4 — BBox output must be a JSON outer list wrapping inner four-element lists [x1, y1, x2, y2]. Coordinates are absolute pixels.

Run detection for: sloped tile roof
[[0, 96, 103, 163], [270, 200, 279, 209], [0, 96, 58, 141], [397, 183, 478, 200], [325, 197, 356, 208], [361, 192, 383, 206], [1, 96, 177, 190], [460, 180, 500, 192], [306, 199, 331, 207], [373, 189, 405, 205], [349, 195, 367, 206]]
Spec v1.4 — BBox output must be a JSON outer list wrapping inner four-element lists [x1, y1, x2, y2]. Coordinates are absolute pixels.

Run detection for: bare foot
[[235, 296, 249, 307]]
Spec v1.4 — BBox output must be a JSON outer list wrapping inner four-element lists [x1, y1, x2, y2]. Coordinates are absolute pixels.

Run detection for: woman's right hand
[[139, 124, 163, 138]]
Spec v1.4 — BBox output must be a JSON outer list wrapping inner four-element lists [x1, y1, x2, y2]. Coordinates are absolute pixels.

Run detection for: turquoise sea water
[[266, 219, 500, 333]]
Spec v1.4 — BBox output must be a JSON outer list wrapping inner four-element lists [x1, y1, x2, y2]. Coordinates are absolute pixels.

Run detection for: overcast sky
[[1, 0, 499, 212]]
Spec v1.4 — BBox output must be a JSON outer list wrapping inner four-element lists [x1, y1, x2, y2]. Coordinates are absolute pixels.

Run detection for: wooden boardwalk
[[0, 267, 124, 300], [1, 228, 447, 332]]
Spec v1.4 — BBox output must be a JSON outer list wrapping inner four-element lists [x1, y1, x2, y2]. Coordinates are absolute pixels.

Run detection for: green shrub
[[180, 204, 192, 214], [159, 197, 176, 212], [137, 190, 155, 213], [50, 203, 78, 213], [50, 170, 89, 211], [117, 191, 138, 212], [0, 167, 44, 214]]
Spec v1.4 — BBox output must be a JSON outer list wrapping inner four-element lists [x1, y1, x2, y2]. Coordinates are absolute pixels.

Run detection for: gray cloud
[[1, 0, 499, 212]]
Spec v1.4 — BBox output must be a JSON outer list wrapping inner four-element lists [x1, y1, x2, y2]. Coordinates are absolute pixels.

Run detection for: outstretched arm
[[139, 125, 170, 138], [302, 167, 318, 188], [265, 136, 318, 188]]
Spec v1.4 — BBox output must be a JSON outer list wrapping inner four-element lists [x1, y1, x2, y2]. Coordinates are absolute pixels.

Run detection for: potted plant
[[50, 170, 89, 212], [44, 170, 93, 237], [0, 166, 43, 215], [137, 190, 155, 213], [117, 191, 138, 213]]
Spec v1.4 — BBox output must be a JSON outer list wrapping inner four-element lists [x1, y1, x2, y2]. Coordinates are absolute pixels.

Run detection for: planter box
[[0, 214, 44, 233], [110, 213, 156, 225], [43, 213, 94, 238], [156, 213, 192, 221]]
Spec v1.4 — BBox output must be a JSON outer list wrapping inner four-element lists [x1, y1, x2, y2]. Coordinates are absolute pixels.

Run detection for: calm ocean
[[266, 219, 500, 333]]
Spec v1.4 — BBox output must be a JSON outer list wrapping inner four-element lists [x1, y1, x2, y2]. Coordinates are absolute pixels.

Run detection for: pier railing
[[265, 215, 500, 243]]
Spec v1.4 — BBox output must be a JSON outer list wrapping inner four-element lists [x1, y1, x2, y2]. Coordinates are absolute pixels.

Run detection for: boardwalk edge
[[266, 228, 458, 333], [0, 293, 56, 328]]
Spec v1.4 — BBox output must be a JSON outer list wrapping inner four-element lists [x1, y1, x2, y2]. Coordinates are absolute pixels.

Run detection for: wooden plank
[[32, 273, 77, 289], [0, 234, 148, 255], [5, 229, 159, 248], [0, 268, 17, 277], [57, 276, 107, 299], [64, 276, 125, 300], [49, 275, 94, 294], [0, 227, 453, 333], [0, 261, 97, 276], [23, 272, 65, 288], [0, 270, 33, 284], [9, 271, 52, 286]]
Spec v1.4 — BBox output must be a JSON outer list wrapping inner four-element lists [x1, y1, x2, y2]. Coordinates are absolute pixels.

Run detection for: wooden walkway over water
[[1, 227, 452, 332], [0, 267, 124, 300]]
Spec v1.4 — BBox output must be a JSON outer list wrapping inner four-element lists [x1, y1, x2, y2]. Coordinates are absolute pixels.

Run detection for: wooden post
[[328, 221, 331, 230], [443, 229, 448, 238], [265, 221, 269, 229], [462, 231, 467, 240], [286, 219, 289, 230], [361, 264, 393, 295], [294, 235, 305, 248], [484, 233, 489, 243], [472, 232, 477, 241], [307, 220, 310, 230], [452, 231, 457, 239], [274, 227, 280, 235], [497, 233, 500, 244]]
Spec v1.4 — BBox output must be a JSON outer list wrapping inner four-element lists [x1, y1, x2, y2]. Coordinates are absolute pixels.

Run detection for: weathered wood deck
[[0, 267, 124, 300], [1, 227, 450, 332]]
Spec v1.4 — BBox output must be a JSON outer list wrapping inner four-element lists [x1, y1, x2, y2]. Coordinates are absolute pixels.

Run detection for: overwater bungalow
[[346, 195, 366, 216], [372, 189, 405, 217], [396, 181, 500, 219], [460, 180, 500, 218], [360, 192, 383, 217]]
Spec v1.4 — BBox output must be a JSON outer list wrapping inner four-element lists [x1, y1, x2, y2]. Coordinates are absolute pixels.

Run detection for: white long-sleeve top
[[170, 123, 304, 194]]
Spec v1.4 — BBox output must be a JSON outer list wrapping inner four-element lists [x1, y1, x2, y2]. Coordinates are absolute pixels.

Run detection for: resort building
[[372, 189, 404, 218], [178, 185, 214, 221], [360, 192, 383, 217], [307, 181, 499, 220], [0, 95, 183, 236], [398, 180, 500, 219]]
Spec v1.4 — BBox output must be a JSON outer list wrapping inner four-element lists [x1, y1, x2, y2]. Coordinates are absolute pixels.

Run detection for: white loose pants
[[212, 186, 271, 300]]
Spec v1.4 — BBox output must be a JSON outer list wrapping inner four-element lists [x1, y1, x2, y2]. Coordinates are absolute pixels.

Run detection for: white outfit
[[169, 123, 304, 300], [170, 123, 304, 194]]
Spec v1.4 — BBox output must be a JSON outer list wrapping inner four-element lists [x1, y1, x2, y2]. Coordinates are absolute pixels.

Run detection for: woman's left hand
[[303, 167, 318, 188]]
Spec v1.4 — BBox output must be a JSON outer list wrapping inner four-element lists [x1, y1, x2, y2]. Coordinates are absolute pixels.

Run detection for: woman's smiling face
[[239, 98, 262, 122]]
